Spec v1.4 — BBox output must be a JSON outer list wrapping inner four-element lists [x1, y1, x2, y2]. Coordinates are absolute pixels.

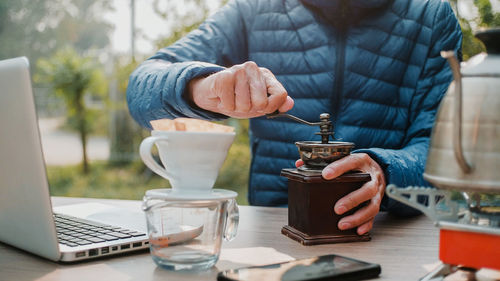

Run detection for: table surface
[[0, 197, 440, 281]]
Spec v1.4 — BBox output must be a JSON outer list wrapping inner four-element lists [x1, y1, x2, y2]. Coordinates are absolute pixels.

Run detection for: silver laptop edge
[[0, 57, 148, 262]]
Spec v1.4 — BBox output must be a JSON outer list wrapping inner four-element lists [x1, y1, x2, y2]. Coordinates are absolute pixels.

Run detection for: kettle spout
[[440, 51, 473, 174]]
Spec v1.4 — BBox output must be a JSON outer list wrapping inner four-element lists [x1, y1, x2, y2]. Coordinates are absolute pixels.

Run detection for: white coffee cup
[[139, 130, 235, 193]]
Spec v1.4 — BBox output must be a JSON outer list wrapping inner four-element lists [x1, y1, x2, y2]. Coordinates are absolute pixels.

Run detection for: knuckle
[[213, 74, 230, 94], [361, 153, 370, 161], [259, 67, 271, 74], [218, 70, 234, 83], [232, 64, 244, 71], [243, 61, 258, 69], [366, 183, 379, 198], [254, 99, 267, 110], [368, 199, 379, 212], [351, 157, 362, 168], [233, 67, 246, 77], [278, 91, 288, 102], [377, 173, 386, 185], [345, 196, 357, 209], [357, 153, 369, 163], [354, 154, 367, 166], [274, 89, 287, 99]]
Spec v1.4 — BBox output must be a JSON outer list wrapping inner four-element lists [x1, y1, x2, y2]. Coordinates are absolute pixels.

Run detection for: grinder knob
[[317, 113, 333, 144]]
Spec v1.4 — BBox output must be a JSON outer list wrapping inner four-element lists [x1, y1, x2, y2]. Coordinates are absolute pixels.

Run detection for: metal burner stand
[[386, 185, 500, 274]]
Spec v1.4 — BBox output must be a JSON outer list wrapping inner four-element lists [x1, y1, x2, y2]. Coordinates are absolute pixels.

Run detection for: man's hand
[[188, 61, 294, 118], [295, 153, 386, 235]]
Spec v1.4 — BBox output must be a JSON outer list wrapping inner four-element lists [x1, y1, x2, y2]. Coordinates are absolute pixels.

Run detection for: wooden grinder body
[[281, 168, 372, 245]]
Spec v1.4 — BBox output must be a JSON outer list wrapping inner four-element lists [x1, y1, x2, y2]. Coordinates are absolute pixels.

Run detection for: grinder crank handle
[[266, 110, 323, 126], [264, 90, 320, 126]]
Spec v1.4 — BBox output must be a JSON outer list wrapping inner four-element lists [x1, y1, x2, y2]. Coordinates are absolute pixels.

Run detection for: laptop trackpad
[[53, 203, 147, 232]]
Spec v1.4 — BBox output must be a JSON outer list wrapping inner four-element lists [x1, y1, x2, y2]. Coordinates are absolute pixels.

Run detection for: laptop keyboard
[[54, 213, 146, 247]]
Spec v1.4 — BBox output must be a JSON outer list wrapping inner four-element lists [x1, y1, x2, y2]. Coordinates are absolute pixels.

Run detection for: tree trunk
[[75, 90, 89, 174]]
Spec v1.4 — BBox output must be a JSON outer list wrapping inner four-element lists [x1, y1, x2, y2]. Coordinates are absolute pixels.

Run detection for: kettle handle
[[441, 51, 473, 173]]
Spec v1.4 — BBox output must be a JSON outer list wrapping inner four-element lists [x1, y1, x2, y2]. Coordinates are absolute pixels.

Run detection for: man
[[127, 0, 462, 235]]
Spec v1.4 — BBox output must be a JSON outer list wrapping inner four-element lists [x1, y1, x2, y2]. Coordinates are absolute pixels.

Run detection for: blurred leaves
[[451, 0, 500, 60], [36, 48, 106, 113], [474, 0, 500, 27], [0, 0, 113, 68], [153, 0, 227, 49], [36, 47, 107, 173]]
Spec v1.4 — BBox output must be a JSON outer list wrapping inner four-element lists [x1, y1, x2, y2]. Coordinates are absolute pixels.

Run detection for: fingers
[[319, 153, 386, 235], [357, 220, 374, 235], [206, 62, 292, 118], [233, 68, 251, 113], [322, 154, 365, 180], [337, 200, 379, 233], [244, 62, 267, 112], [334, 181, 379, 215], [261, 67, 288, 113], [213, 70, 236, 112], [279, 96, 294, 113]]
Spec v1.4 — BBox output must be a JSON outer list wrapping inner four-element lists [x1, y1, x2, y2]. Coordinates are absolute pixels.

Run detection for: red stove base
[[440, 228, 500, 270]]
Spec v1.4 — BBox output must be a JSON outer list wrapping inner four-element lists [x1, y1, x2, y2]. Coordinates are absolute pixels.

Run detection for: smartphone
[[217, 254, 381, 281]]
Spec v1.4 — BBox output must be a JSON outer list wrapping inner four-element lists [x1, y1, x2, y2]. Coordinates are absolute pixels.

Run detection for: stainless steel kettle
[[423, 29, 500, 194]]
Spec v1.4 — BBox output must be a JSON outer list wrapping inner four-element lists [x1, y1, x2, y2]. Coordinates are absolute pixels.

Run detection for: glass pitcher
[[142, 189, 239, 271]]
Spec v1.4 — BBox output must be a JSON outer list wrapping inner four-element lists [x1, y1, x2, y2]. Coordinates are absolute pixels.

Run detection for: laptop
[[0, 57, 149, 262]]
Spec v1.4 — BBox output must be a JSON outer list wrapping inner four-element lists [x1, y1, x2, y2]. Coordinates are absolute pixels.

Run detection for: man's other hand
[[295, 153, 386, 235], [188, 61, 294, 118]]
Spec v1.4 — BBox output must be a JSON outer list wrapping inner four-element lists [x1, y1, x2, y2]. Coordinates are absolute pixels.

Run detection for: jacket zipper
[[333, 0, 348, 124], [248, 138, 259, 205]]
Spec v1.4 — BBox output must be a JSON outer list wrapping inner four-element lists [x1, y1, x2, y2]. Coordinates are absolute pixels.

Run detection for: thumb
[[322, 154, 361, 180], [279, 96, 294, 112]]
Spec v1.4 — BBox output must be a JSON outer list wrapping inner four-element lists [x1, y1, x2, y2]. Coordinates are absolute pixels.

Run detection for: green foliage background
[[450, 0, 500, 59], [0, 0, 114, 66], [1, 0, 499, 205], [36, 48, 107, 173]]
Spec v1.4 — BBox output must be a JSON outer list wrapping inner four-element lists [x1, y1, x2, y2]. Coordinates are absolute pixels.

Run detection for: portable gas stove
[[386, 186, 500, 279]]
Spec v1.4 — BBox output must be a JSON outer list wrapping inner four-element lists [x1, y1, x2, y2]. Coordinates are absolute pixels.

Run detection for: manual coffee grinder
[[267, 112, 371, 245]]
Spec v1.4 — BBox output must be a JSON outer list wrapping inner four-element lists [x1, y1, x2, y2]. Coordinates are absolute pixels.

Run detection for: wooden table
[[0, 197, 440, 281]]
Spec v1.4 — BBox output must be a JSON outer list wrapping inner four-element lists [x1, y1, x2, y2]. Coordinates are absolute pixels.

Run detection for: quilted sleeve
[[126, 0, 250, 128], [354, 2, 463, 216]]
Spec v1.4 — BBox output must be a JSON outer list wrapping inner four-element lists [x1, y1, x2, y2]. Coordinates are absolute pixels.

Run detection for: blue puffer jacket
[[127, 0, 462, 215]]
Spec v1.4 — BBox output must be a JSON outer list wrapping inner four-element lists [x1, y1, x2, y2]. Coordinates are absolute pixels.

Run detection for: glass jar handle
[[224, 199, 239, 241]]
